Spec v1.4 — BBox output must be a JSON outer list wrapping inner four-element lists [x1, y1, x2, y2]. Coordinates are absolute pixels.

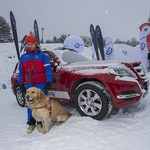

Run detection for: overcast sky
[[0, 0, 150, 41]]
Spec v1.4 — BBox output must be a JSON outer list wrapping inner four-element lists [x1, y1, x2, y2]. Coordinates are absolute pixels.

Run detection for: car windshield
[[52, 50, 89, 64]]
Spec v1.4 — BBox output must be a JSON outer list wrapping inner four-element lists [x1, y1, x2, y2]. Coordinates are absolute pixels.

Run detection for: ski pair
[[90, 24, 105, 60], [10, 11, 40, 60]]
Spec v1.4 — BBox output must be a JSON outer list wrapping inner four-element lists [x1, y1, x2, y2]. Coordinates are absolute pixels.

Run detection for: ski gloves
[[19, 84, 26, 93], [44, 82, 52, 91]]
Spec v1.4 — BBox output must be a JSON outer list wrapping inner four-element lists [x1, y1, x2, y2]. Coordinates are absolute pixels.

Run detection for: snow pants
[[26, 83, 46, 125]]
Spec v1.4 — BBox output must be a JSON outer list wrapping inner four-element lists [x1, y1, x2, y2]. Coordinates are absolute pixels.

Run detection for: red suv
[[11, 49, 149, 120]]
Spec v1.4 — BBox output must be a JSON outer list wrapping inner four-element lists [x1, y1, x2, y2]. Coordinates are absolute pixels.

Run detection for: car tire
[[74, 81, 113, 120], [15, 87, 26, 107]]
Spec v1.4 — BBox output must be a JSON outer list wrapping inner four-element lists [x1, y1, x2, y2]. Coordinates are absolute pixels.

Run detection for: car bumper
[[105, 77, 144, 108]]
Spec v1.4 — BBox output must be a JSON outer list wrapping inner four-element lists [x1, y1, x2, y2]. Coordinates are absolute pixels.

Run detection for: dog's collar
[[34, 99, 51, 111]]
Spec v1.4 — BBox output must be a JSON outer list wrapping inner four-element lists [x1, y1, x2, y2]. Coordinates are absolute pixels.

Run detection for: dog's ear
[[37, 89, 45, 99]]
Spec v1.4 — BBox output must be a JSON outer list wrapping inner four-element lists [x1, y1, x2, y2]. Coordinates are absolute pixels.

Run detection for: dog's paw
[[42, 130, 49, 134], [56, 121, 64, 126]]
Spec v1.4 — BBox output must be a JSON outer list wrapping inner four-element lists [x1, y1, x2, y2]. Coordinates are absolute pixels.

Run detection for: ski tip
[[90, 24, 94, 31], [34, 19, 37, 23], [10, 11, 13, 16], [96, 25, 102, 33], [90, 24, 94, 28], [96, 25, 100, 29]]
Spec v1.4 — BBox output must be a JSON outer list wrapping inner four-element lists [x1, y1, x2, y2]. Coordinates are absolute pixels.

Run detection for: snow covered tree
[[57, 34, 67, 43], [45, 39, 51, 43], [114, 38, 139, 47], [0, 16, 13, 43], [81, 35, 92, 47], [130, 37, 139, 46], [52, 36, 57, 43]]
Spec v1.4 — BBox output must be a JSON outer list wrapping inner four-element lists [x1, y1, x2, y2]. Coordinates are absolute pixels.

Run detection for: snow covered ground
[[0, 43, 150, 150]]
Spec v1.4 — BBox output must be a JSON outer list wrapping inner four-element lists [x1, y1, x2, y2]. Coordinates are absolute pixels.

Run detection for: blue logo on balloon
[[140, 43, 145, 51], [122, 50, 127, 55], [106, 47, 113, 55], [75, 43, 80, 48]]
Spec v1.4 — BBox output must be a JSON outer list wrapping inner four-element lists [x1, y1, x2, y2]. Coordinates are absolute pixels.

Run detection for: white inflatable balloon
[[63, 35, 84, 53], [139, 23, 150, 71]]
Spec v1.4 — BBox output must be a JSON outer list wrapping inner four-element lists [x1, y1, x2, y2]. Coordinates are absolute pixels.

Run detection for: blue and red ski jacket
[[18, 52, 52, 85]]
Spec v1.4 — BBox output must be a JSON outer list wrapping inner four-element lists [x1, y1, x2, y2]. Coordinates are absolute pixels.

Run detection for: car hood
[[64, 60, 122, 68], [63, 60, 122, 75]]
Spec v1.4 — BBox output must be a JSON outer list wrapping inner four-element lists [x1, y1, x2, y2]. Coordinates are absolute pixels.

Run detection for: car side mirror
[[50, 61, 59, 69]]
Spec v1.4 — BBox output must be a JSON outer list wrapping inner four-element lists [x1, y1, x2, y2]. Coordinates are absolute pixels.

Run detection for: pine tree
[[0, 16, 13, 43], [52, 36, 57, 43], [57, 34, 67, 43]]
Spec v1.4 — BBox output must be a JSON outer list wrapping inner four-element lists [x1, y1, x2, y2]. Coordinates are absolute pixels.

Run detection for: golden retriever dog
[[26, 87, 70, 134]]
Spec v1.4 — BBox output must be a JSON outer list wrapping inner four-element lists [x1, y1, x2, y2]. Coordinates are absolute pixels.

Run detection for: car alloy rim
[[78, 89, 102, 116], [16, 90, 24, 105]]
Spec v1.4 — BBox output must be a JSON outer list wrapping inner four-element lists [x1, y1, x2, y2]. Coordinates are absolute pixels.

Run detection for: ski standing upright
[[34, 20, 40, 45], [90, 24, 105, 60], [10, 11, 20, 60], [95, 25, 105, 60], [90, 24, 100, 60]]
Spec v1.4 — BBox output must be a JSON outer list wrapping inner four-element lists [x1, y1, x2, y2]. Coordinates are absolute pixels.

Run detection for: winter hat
[[25, 34, 37, 44]]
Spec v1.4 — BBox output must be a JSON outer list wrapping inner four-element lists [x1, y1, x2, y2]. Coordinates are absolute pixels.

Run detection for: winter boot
[[37, 123, 43, 132], [27, 125, 36, 134]]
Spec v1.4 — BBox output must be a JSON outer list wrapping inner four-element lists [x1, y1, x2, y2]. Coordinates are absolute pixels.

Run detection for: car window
[[62, 51, 89, 63]]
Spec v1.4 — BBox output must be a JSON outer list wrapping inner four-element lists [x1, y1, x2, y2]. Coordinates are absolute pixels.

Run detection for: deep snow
[[0, 43, 150, 150]]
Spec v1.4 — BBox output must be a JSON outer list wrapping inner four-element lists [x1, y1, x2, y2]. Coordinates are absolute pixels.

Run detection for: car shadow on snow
[[65, 101, 147, 120], [110, 102, 147, 119]]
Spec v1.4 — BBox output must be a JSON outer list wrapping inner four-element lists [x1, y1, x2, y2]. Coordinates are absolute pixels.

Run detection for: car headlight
[[137, 65, 146, 77], [109, 65, 136, 78], [141, 66, 146, 76]]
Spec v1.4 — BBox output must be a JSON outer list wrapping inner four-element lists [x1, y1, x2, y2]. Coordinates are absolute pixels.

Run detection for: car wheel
[[74, 81, 113, 120], [15, 87, 26, 107]]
